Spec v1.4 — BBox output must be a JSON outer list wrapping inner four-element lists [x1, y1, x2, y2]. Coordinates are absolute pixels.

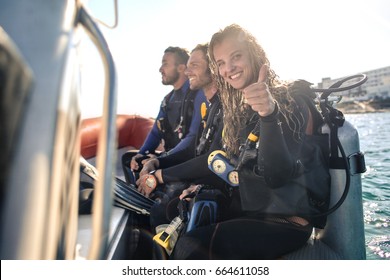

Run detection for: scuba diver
[[170, 24, 331, 260]]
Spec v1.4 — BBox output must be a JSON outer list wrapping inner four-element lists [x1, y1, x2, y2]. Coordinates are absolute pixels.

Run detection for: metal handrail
[[78, 5, 117, 260]]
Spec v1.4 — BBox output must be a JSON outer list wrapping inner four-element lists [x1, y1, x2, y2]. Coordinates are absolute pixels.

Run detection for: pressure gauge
[[228, 170, 239, 185], [208, 150, 239, 187], [211, 159, 227, 174]]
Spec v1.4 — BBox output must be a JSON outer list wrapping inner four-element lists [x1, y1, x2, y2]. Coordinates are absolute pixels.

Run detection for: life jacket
[[237, 80, 331, 228], [157, 85, 197, 151]]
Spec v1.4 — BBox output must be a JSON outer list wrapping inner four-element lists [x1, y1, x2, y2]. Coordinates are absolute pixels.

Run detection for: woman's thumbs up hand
[[242, 64, 276, 117]]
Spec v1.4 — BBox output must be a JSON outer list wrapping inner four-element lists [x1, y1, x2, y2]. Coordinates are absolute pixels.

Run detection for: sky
[[80, 0, 390, 119]]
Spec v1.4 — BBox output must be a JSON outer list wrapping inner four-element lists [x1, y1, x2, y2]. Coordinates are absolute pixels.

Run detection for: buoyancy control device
[[208, 74, 367, 219]]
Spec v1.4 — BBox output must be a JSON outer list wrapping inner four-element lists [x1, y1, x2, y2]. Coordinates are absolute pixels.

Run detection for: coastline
[[335, 99, 390, 114]]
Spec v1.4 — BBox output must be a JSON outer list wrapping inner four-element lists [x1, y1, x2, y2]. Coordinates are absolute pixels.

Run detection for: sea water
[[346, 111, 390, 260]]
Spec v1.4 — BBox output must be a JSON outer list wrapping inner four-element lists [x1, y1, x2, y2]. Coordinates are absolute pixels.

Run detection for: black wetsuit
[[149, 93, 232, 230], [170, 93, 331, 260], [121, 80, 206, 184]]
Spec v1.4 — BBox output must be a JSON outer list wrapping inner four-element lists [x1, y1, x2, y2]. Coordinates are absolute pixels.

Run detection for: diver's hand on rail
[[130, 153, 144, 171], [139, 158, 159, 176]]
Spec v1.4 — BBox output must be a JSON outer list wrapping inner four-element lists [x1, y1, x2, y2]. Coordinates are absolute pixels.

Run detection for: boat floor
[[76, 146, 134, 259]]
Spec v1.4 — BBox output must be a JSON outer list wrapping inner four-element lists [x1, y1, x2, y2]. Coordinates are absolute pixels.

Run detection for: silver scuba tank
[[316, 121, 366, 259]]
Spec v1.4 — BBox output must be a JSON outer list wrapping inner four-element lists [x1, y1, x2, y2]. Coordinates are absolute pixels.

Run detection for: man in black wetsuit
[[136, 44, 231, 230], [121, 46, 206, 184]]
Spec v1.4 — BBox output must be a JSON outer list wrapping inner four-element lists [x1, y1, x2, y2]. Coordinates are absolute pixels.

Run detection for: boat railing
[[77, 3, 118, 259]]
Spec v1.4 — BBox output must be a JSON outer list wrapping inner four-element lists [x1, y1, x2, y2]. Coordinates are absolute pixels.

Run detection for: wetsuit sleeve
[[162, 154, 208, 182], [159, 90, 206, 161], [161, 152, 225, 187], [157, 136, 196, 168], [138, 108, 165, 155], [161, 119, 224, 184], [259, 102, 303, 187]]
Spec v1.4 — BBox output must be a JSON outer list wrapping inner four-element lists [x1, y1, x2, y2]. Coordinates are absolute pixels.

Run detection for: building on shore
[[316, 65, 390, 113], [317, 65, 390, 102]]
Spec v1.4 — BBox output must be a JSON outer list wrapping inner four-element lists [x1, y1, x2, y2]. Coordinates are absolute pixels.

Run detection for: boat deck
[[76, 147, 132, 259]]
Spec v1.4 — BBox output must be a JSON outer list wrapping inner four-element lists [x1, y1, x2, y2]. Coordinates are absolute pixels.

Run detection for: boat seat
[[80, 114, 156, 159]]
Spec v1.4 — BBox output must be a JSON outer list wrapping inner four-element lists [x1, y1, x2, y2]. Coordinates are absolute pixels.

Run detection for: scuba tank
[[318, 121, 366, 259], [284, 74, 368, 260], [312, 74, 367, 259]]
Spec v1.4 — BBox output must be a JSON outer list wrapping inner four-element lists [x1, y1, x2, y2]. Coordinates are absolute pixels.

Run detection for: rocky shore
[[335, 99, 390, 114]]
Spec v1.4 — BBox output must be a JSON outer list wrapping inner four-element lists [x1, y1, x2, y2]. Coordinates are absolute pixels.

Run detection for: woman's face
[[213, 36, 255, 90]]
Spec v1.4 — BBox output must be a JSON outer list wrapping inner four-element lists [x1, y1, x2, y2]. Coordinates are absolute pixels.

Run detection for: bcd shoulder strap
[[177, 88, 197, 138], [157, 90, 175, 133], [196, 96, 222, 156]]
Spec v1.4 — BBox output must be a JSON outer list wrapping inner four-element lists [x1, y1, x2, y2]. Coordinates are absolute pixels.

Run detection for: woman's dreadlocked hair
[[208, 24, 304, 157]]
